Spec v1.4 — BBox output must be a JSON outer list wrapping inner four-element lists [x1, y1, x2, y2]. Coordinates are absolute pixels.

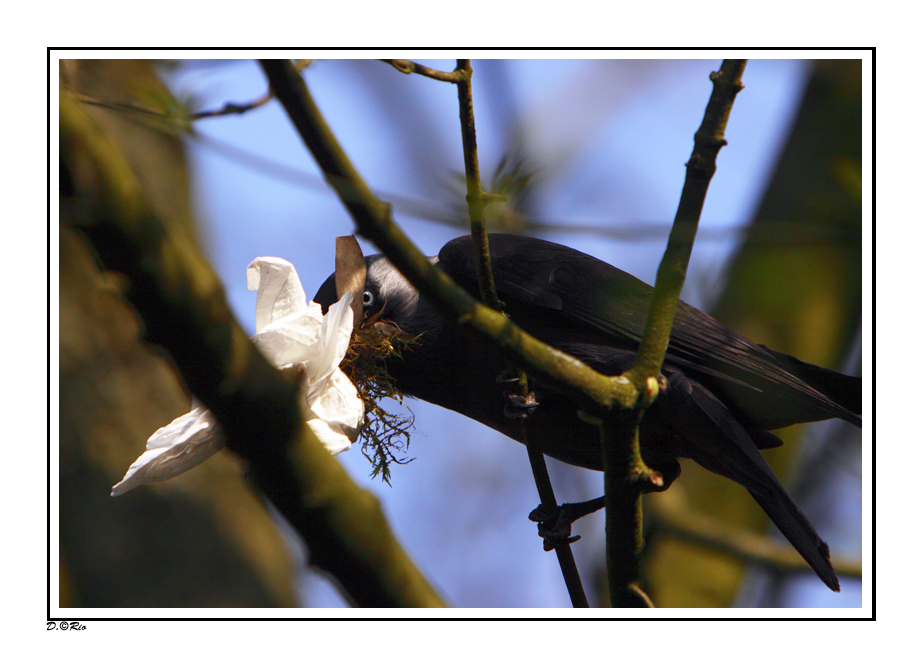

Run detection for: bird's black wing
[[439, 234, 860, 429]]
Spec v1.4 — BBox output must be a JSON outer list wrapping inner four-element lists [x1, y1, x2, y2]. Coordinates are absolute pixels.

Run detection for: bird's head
[[313, 253, 437, 336]]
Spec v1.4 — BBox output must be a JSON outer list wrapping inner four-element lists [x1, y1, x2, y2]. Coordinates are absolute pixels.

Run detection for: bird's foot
[[528, 497, 606, 551], [503, 391, 540, 419], [496, 370, 541, 419]]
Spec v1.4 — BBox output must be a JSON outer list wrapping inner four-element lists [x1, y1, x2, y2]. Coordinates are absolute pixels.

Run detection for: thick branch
[[600, 416, 655, 607], [60, 92, 445, 608]]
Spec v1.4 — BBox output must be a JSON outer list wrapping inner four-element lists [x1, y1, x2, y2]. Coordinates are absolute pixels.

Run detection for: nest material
[[341, 313, 418, 485]]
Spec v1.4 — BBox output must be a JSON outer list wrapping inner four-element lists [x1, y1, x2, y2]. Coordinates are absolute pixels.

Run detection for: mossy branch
[[60, 90, 446, 608]]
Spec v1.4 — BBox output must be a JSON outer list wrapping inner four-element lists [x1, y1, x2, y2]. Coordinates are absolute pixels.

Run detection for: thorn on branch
[[710, 68, 745, 93], [625, 584, 655, 608]]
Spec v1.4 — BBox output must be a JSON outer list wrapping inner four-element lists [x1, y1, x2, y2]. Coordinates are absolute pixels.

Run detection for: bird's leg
[[527, 458, 680, 550], [528, 497, 606, 550], [496, 369, 541, 419]]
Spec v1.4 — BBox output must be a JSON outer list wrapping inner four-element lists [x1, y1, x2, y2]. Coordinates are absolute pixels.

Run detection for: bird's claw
[[503, 391, 540, 419], [496, 370, 541, 418], [541, 534, 581, 551], [528, 498, 606, 551], [533, 505, 581, 550]]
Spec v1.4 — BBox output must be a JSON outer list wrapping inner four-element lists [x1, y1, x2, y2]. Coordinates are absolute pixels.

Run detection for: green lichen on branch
[[341, 315, 418, 485]]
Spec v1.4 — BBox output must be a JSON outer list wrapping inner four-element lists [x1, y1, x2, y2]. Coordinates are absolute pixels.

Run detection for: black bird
[[314, 234, 861, 592]]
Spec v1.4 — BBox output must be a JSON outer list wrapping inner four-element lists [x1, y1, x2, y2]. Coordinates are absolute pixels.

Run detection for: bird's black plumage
[[313, 234, 861, 592]]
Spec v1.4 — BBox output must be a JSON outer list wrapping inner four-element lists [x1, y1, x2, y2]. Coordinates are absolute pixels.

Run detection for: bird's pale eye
[[362, 290, 375, 308]]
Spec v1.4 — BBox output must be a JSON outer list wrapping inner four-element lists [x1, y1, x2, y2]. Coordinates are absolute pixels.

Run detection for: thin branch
[[60, 90, 446, 608], [380, 59, 466, 83], [602, 59, 748, 607], [628, 60, 747, 385], [521, 422, 589, 607], [452, 59, 588, 608], [64, 88, 174, 120], [189, 92, 273, 119], [65, 60, 314, 123], [454, 59, 505, 313], [66, 87, 271, 122], [188, 61, 313, 120]]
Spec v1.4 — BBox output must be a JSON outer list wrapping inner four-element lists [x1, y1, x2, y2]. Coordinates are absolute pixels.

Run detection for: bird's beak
[[335, 235, 367, 329]]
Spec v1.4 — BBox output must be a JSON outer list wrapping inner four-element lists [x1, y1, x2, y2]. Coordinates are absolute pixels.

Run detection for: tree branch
[[451, 59, 589, 608], [453, 59, 505, 312], [603, 59, 748, 607], [188, 61, 314, 120], [60, 90, 446, 608], [628, 60, 747, 385], [262, 58, 632, 607], [64, 60, 313, 124], [380, 59, 466, 83]]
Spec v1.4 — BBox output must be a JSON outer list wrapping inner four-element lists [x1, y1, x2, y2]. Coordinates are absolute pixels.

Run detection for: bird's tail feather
[[747, 485, 840, 592], [683, 377, 841, 591]]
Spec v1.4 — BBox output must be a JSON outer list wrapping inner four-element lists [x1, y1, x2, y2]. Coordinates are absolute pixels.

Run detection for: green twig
[[603, 59, 748, 607], [628, 60, 747, 385], [453, 59, 505, 313]]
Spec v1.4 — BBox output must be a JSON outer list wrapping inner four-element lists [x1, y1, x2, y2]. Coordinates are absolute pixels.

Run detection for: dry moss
[[341, 314, 418, 485]]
